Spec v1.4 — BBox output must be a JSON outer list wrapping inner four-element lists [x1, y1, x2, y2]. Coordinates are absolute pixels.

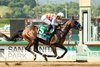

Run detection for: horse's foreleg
[[57, 45, 67, 59]]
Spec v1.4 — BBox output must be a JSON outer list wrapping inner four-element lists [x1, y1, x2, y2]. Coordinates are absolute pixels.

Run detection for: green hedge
[[0, 40, 28, 45], [0, 18, 24, 27], [0, 19, 10, 24]]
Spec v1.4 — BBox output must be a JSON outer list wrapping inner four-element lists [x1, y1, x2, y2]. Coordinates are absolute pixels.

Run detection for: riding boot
[[46, 24, 52, 35], [52, 25, 56, 34], [45, 35, 51, 44], [52, 25, 55, 30], [45, 25, 55, 44]]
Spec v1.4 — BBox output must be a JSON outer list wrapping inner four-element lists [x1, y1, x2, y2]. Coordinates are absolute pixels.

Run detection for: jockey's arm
[[51, 17, 59, 26], [41, 15, 51, 25], [52, 17, 64, 26]]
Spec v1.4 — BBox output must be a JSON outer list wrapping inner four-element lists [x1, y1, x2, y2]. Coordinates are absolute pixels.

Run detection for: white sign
[[0, 46, 76, 61], [88, 51, 100, 62], [83, 12, 88, 43], [0, 46, 34, 61]]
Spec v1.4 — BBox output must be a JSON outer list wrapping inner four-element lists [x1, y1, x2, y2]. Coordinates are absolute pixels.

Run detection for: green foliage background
[[0, 0, 100, 18], [0, 0, 100, 26], [0, 0, 81, 18], [0, 0, 36, 18]]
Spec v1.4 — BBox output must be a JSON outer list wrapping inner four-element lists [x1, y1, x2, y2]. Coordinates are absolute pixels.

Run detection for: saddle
[[37, 24, 55, 44]]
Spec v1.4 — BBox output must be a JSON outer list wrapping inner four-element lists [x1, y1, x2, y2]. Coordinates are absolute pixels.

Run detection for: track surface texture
[[0, 61, 100, 67]]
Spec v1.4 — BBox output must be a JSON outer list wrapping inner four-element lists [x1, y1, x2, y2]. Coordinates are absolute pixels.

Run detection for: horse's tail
[[0, 32, 10, 40]]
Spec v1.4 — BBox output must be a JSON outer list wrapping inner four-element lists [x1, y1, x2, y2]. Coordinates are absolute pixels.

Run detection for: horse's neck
[[61, 26, 71, 37], [61, 22, 71, 36], [59, 24, 71, 44]]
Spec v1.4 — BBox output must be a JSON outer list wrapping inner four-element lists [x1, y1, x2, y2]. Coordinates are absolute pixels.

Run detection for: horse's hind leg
[[25, 40, 36, 60], [33, 40, 48, 61], [57, 45, 67, 59]]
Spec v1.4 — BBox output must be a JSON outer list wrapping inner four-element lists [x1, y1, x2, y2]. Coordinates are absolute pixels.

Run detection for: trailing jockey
[[41, 12, 64, 44]]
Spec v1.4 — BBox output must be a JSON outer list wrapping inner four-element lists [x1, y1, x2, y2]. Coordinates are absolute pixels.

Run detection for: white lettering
[[8, 46, 26, 52], [8, 52, 27, 58], [7, 46, 27, 59], [38, 46, 52, 52], [89, 52, 100, 57]]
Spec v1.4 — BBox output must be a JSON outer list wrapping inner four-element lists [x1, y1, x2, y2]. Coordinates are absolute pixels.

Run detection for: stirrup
[[46, 39, 49, 44]]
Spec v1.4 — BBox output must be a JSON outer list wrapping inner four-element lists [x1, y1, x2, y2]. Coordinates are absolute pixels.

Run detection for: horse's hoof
[[34, 57, 36, 61], [5, 62, 9, 65], [15, 62, 22, 65], [34, 55, 37, 61], [45, 57, 48, 61], [43, 54, 48, 61], [56, 56, 61, 59]]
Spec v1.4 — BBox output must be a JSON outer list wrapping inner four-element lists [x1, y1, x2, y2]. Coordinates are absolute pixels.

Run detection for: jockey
[[41, 12, 64, 35]]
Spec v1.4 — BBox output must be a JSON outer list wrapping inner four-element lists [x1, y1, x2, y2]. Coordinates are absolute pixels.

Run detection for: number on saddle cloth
[[37, 24, 53, 40]]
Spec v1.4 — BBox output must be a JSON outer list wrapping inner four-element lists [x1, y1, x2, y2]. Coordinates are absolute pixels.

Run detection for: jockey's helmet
[[57, 12, 64, 18]]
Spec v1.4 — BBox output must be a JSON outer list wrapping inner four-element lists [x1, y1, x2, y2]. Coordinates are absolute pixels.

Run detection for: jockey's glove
[[58, 23, 64, 26]]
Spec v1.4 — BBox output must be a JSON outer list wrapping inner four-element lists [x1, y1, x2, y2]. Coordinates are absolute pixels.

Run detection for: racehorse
[[22, 16, 83, 61], [0, 29, 23, 41]]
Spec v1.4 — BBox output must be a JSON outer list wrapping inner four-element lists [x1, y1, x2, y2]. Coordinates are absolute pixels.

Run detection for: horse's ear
[[71, 16, 74, 20]]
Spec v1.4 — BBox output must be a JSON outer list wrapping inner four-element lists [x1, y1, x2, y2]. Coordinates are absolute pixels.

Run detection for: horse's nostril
[[81, 26, 83, 30], [80, 26, 83, 31]]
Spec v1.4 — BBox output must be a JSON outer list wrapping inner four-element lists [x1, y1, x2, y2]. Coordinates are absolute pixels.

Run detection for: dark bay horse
[[22, 17, 83, 61], [0, 30, 23, 41]]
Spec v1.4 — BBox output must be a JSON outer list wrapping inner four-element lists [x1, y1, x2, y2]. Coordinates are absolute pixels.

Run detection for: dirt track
[[0, 61, 100, 67]]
